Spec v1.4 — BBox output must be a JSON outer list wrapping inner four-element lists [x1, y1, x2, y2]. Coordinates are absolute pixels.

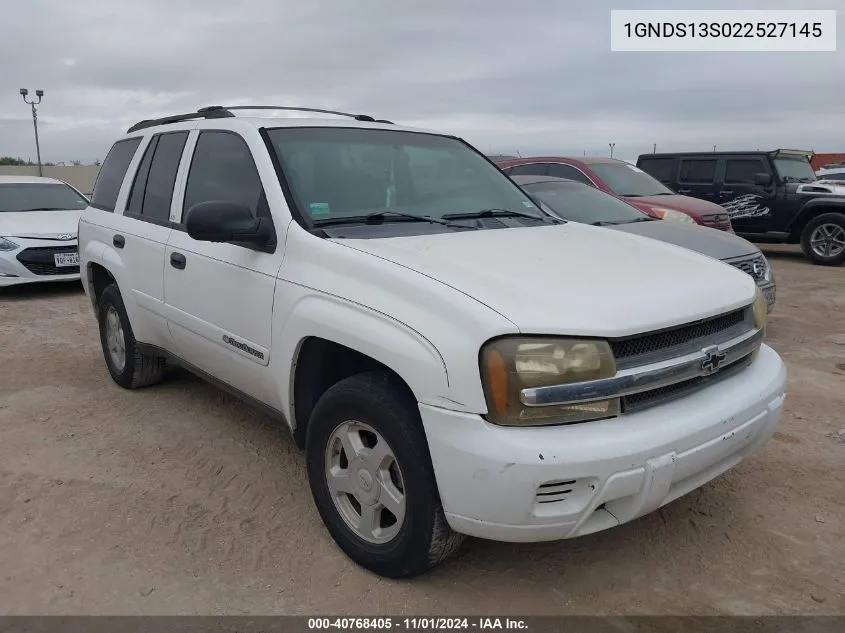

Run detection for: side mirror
[[185, 201, 273, 249], [753, 172, 773, 186]]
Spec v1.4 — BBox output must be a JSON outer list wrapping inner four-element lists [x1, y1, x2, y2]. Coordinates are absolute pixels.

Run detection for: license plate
[[54, 252, 79, 267]]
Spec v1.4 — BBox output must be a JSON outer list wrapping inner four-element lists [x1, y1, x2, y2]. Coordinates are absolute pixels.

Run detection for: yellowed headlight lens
[[480, 337, 618, 426]]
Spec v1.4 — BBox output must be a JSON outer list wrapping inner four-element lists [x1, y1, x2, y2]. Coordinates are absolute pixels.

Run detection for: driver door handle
[[677, 188, 692, 194], [719, 190, 734, 195], [170, 252, 186, 270]]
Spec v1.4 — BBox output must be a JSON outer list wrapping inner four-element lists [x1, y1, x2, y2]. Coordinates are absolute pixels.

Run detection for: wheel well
[[291, 338, 415, 449], [88, 263, 115, 308], [790, 207, 845, 240]]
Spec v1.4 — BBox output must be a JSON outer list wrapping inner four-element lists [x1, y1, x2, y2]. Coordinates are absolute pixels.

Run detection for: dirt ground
[[0, 244, 843, 616]]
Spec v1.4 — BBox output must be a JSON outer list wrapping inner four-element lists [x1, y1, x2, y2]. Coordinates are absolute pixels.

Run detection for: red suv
[[496, 156, 733, 232]]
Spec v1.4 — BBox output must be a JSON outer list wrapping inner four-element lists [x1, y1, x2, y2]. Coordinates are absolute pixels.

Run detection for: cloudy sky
[[1, 0, 842, 163]]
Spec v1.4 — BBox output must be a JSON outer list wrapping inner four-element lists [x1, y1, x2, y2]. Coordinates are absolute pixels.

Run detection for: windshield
[[589, 163, 674, 197], [265, 127, 543, 228], [523, 181, 649, 225], [773, 157, 816, 182], [0, 183, 89, 212]]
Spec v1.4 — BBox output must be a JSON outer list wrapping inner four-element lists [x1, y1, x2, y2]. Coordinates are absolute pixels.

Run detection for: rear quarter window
[[90, 137, 143, 211]]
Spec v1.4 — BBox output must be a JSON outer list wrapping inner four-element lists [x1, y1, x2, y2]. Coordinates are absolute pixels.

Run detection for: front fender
[[272, 287, 451, 428], [788, 197, 845, 234]]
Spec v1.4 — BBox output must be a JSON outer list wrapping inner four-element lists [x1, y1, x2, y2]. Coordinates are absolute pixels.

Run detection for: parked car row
[[50, 106, 786, 579]]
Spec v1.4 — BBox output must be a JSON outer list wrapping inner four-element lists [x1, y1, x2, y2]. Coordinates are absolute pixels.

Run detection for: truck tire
[[800, 212, 845, 266], [305, 371, 465, 578], [97, 283, 167, 388]]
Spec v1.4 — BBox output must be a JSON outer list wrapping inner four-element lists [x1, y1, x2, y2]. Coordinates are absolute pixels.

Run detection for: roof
[[0, 175, 67, 185], [122, 105, 436, 137], [496, 156, 626, 167]]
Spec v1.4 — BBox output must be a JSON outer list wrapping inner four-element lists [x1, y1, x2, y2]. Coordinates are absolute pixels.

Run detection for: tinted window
[[524, 181, 649, 225], [266, 127, 542, 226], [637, 157, 675, 183], [127, 138, 157, 215], [548, 163, 594, 186], [508, 163, 549, 176], [183, 131, 266, 218], [724, 159, 767, 184], [679, 159, 717, 183], [91, 138, 142, 211], [0, 183, 89, 213], [143, 132, 188, 222], [589, 162, 674, 196]]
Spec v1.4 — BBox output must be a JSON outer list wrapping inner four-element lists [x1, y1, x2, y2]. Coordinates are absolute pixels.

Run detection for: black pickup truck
[[636, 149, 845, 266]]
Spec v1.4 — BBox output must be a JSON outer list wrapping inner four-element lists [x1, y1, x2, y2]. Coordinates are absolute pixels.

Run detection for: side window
[[548, 163, 594, 186], [126, 132, 189, 223], [183, 131, 266, 220], [508, 163, 550, 176], [724, 159, 768, 184], [638, 157, 675, 183], [90, 137, 142, 211], [679, 159, 717, 184]]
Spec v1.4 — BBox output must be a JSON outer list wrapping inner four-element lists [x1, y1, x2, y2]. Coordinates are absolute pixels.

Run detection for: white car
[[78, 105, 787, 578], [0, 175, 88, 287]]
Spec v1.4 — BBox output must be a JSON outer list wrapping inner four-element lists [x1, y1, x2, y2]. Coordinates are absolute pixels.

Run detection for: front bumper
[[0, 239, 81, 287], [420, 343, 786, 542]]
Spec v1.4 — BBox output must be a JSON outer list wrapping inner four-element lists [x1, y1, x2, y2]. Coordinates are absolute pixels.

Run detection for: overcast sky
[[1, 0, 843, 163]]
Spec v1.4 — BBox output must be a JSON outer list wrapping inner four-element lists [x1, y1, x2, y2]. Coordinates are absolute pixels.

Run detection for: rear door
[[676, 156, 720, 203], [717, 155, 776, 235], [162, 127, 285, 404]]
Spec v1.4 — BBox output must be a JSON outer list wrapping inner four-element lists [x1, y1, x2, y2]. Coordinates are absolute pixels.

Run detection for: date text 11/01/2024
[[307, 618, 528, 630], [623, 21, 823, 38]]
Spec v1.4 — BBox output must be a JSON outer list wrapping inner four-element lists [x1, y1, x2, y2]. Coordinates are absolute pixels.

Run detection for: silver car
[[513, 175, 776, 312]]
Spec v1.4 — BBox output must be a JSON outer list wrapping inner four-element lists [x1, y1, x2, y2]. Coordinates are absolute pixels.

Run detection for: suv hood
[[797, 181, 845, 196], [341, 223, 755, 337], [0, 210, 82, 239], [624, 194, 726, 217], [608, 220, 758, 260]]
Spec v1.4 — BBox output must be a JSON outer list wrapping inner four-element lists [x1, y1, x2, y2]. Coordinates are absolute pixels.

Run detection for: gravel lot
[[1, 244, 843, 616]]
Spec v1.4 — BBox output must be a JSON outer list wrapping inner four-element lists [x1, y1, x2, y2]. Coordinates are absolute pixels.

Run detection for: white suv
[[78, 105, 787, 578]]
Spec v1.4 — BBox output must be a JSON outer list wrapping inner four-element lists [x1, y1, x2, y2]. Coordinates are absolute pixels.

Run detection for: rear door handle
[[170, 252, 186, 270], [719, 190, 734, 195], [677, 188, 692, 194], [113, 234, 125, 249]]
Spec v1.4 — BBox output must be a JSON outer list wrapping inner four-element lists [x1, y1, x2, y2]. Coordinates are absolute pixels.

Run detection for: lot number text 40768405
[[307, 618, 528, 630]]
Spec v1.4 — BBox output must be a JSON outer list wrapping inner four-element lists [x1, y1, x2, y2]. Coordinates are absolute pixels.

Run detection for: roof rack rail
[[126, 108, 235, 133], [199, 105, 393, 124], [126, 105, 394, 134]]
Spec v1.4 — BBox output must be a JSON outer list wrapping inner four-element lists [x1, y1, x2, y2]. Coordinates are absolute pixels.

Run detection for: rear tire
[[305, 371, 465, 578], [800, 212, 845, 266], [97, 283, 167, 388]]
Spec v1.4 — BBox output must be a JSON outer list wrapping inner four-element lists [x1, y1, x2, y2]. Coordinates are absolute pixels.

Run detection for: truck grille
[[622, 353, 753, 413], [701, 213, 733, 232], [609, 307, 751, 369], [16, 246, 80, 276]]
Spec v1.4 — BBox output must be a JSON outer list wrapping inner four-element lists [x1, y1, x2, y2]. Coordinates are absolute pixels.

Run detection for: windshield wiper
[[443, 208, 563, 224], [17, 207, 67, 211], [627, 216, 657, 223], [591, 220, 623, 226], [312, 211, 469, 229]]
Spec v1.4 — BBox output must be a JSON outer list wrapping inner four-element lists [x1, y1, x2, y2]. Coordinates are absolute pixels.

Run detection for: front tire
[[800, 212, 845, 266], [305, 371, 464, 578], [97, 283, 167, 388]]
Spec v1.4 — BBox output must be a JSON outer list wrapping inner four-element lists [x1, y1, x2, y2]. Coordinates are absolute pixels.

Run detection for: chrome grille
[[610, 308, 750, 369], [727, 253, 768, 285], [622, 353, 753, 413], [701, 213, 732, 231]]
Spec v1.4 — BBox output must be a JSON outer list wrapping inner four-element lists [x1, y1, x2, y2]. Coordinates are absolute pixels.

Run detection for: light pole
[[19, 88, 44, 176], [609, 142, 615, 159]]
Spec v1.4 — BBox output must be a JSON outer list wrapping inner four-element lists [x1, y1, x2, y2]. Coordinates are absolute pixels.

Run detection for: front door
[[162, 128, 286, 405], [717, 156, 776, 235]]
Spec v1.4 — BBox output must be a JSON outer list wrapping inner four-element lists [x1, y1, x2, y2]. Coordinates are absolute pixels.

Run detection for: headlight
[[759, 255, 773, 282], [651, 208, 696, 224], [480, 337, 619, 426], [753, 286, 768, 330], [0, 237, 20, 251]]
